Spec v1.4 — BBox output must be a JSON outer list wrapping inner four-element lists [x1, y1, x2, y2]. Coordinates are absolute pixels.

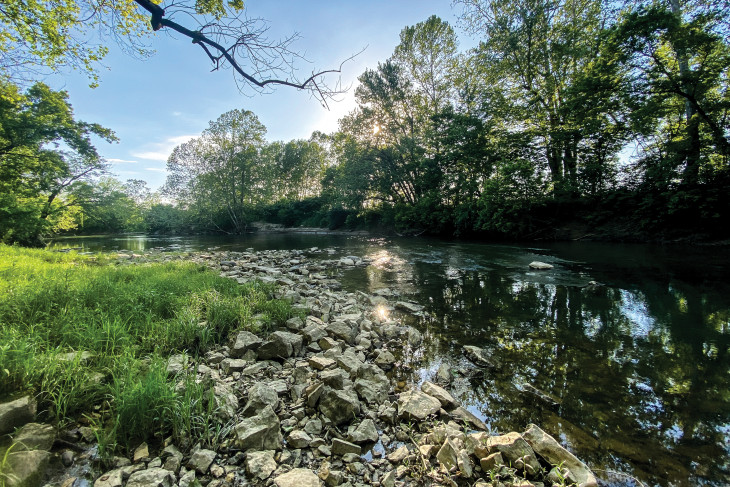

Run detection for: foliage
[[0, 81, 115, 245], [0, 244, 293, 448]]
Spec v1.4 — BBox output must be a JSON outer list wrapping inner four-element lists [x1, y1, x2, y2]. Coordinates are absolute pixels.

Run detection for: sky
[[46, 1, 474, 190]]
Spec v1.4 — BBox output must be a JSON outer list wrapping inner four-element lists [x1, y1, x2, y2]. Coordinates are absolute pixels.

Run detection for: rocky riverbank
[[0, 247, 598, 487]]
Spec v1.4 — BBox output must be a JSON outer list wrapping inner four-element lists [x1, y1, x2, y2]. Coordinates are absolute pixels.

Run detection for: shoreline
[[2, 247, 599, 487]]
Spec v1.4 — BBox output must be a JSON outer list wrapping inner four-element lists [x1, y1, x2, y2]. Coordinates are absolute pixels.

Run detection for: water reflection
[[49, 235, 730, 486]]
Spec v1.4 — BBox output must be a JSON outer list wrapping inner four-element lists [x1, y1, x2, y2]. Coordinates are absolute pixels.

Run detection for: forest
[[2, 0, 729, 246]]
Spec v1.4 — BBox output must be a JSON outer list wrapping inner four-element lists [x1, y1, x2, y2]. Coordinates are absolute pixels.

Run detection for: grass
[[0, 244, 294, 454]]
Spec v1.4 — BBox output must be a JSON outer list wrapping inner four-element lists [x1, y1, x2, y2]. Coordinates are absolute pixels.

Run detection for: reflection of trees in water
[[403, 264, 730, 487]]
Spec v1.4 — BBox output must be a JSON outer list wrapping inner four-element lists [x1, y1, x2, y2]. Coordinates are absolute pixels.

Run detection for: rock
[[320, 369, 347, 389], [521, 383, 561, 408], [529, 261, 554, 270], [287, 430, 312, 449], [258, 331, 303, 360], [395, 301, 424, 313], [397, 390, 441, 420], [178, 470, 195, 487], [213, 383, 239, 421], [231, 330, 262, 358], [348, 419, 378, 444], [12, 423, 55, 451], [326, 321, 357, 345], [421, 381, 458, 409], [374, 350, 396, 370], [245, 450, 277, 481], [233, 405, 283, 450], [462, 345, 496, 368], [332, 438, 361, 456], [387, 445, 409, 463], [187, 448, 216, 474], [166, 354, 189, 376], [3, 450, 51, 487], [94, 469, 124, 487], [436, 438, 459, 472], [303, 325, 328, 344], [221, 358, 248, 374], [450, 406, 488, 431], [0, 396, 37, 435], [274, 468, 320, 487], [309, 356, 336, 371], [132, 443, 149, 463], [242, 382, 279, 416], [319, 388, 360, 426], [61, 450, 75, 467], [381, 470, 396, 487], [126, 468, 175, 487], [480, 452, 504, 471], [457, 448, 473, 478], [486, 432, 541, 477], [522, 424, 598, 487], [336, 349, 363, 377]]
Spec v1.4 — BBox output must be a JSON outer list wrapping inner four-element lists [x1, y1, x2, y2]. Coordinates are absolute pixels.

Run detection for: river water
[[49, 234, 730, 486]]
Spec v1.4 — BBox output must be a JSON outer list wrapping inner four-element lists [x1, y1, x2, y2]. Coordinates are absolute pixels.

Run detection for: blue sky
[[47, 1, 472, 190]]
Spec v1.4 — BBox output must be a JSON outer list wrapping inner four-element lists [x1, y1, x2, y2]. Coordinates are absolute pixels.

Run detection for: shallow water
[[49, 234, 730, 486]]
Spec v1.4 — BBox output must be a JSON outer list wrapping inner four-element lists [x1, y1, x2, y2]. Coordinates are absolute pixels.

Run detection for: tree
[[164, 109, 266, 234], [0, 0, 351, 104], [0, 81, 115, 245]]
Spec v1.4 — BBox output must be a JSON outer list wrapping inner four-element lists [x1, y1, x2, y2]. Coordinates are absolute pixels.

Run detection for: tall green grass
[[0, 244, 294, 452]]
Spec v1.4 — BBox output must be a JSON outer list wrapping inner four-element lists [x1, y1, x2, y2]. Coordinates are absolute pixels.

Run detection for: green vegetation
[[0, 244, 293, 451]]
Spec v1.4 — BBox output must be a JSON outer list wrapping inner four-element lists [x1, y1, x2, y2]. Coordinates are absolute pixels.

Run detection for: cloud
[[145, 167, 167, 173], [131, 134, 198, 162], [107, 158, 139, 164]]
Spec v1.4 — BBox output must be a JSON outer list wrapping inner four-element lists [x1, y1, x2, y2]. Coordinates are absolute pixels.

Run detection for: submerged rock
[[529, 261, 554, 270], [522, 424, 598, 487]]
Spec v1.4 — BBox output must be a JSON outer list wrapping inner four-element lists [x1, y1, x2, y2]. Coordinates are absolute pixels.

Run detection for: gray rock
[[348, 419, 378, 444], [231, 330, 262, 358], [233, 405, 283, 450], [187, 448, 216, 474], [318, 388, 361, 426], [386, 445, 409, 463], [221, 358, 248, 374], [326, 321, 357, 345], [274, 468, 320, 487], [335, 349, 363, 377], [332, 438, 362, 456], [132, 442, 149, 463], [287, 430, 312, 449], [94, 468, 124, 487], [304, 418, 323, 436], [451, 406, 488, 431], [485, 432, 541, 477], [463, 346, 495, 368], [374, 350, 396, 370], [529, 261, 554, 270], [166, 354, 189, 376], [242, 382, 279, 417], [397, 390, 441, 420], [303, 325, 328, 344], [522, 424, 598, 487], [245, 450, 277, 481], [12, 423, 55, 451], [354, 379, 388, 405], [436, 438, 459, 471], [3, 450, 51, 487], [258, 331, 303, 360], [395, 301, 424, 313], [309, 356, 336, 371], [320, 369, 347, 389], [126, 467, 175, 487], [421, 381, 458, 409], [213, 383, 239, 421], [178, 470, 195, 487], [435, 363, 452, 385], [0, 396, 36, 435]]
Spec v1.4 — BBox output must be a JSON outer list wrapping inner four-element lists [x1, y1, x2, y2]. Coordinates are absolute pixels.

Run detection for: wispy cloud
[[107, 158, 139, 164], [145, 167, 167, 173], [131, 134, 198, 162]]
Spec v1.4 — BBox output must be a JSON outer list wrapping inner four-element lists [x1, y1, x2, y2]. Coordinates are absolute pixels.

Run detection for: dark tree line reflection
[[348, 245, 730, 487]]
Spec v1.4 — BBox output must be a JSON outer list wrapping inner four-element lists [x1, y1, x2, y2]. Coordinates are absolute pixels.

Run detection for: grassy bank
[[0, 245, 293, 453]]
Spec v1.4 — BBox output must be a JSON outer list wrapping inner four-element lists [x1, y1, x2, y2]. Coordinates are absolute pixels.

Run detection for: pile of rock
[[1, 248, 598, 487]]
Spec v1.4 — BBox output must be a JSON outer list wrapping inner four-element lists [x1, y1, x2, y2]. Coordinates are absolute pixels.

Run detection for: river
[[48, 234, 730, 486]]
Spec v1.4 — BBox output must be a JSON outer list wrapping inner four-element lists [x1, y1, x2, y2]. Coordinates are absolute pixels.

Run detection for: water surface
[[49, 234, 730, 486]]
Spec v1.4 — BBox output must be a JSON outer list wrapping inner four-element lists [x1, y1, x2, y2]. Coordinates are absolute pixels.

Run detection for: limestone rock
[[331, 438, 361, 456], [348, 419, 378, 444], [12, 423, 55, 451], [242, 382, 279, 417], [374, 350, 396, 370], [274, 468, 320, 487], [326, 321, 357, 345], [287, 430, 312, 449], [213, 383, 239, 421], [245, 450, 277, 481], [529, 261, 554, 270], [522, 424, 598, 487], [451, 406, 488, 431], [126, 468, 175, 487], [436, 438, 459, 472], [395, 301, 424, 313], [386, 445, 409, 463], [421, 381, 458, 409], [0, 396, 36, 435], [486, 432, 540, 477], [463, 346, 495, 368], [3, 450, 51, 487], [94, 468, 124, 487], [187, 448, 216, 474], [309, 356, 336, 371], [397, 390, 441, 420], [231, 331, 262, 358], [258, 331, 303, 360], [318, 388, 360, 426], [233, 405, 282, 450]]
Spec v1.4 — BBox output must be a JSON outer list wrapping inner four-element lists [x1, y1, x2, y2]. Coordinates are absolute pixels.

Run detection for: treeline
[[2, 0, 729, 245]]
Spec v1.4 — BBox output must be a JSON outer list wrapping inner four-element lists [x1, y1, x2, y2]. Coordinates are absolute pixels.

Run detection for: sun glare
[[373, 123, 381, 135]]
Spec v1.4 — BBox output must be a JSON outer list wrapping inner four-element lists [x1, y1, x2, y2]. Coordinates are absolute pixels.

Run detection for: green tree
[[0, 81, 114, 245], [164, 109, 266, 234]]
